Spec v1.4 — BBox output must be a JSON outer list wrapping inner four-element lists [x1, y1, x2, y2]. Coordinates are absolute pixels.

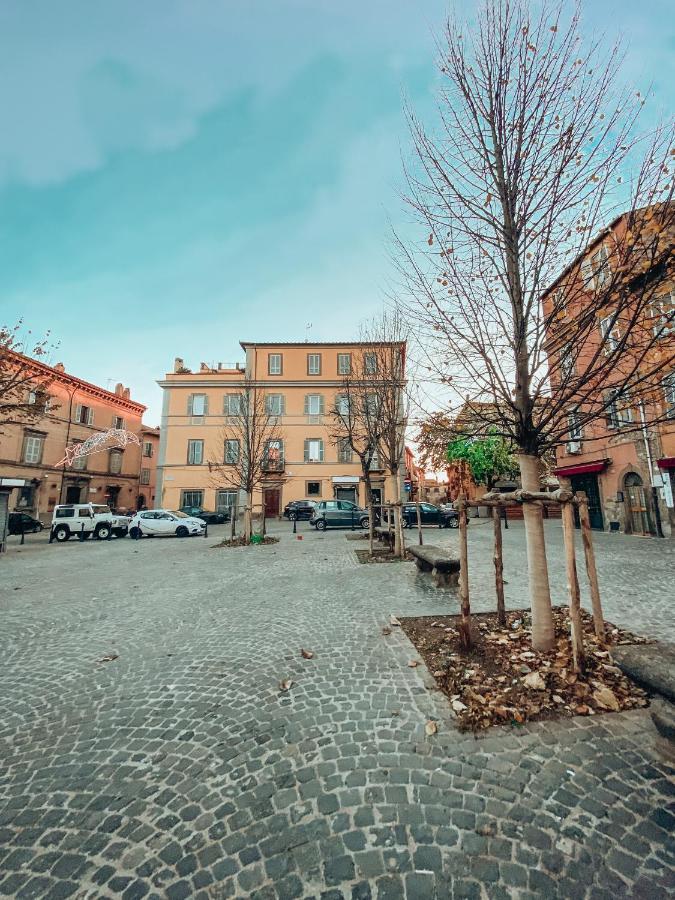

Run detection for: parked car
[[310, 500, 370, 530], [283, 500, 317, 521], [128, 509, 207, 538], [50, 504, 131, 542], [179, 505, 230, 524], [401, 502, 459, 528], [8, 512, 44, 535]]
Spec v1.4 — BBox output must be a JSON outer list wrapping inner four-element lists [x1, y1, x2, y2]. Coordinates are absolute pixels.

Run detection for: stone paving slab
[[0, 522, 674, 899]]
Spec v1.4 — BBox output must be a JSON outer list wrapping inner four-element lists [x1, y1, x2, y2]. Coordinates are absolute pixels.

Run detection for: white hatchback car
[[128, 509, 207, 539]]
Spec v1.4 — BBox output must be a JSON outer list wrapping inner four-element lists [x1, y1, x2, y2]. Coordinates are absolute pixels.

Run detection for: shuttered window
[[304, 439, 324, 462], [304, 394, 324, 416], [187, 439, 204, 464], [188, 394, 208, 416]]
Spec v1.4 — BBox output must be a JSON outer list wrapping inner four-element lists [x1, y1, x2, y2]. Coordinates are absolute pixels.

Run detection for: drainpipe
[[59, 387, 77, 504], [638, 400, 664, 538]]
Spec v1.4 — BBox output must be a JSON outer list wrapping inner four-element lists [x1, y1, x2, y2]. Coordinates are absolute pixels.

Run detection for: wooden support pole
[[561, 500, 585, 674], [415, 501, 423, 546], [457, 497, 471, 650], [492, 506, 506, 628], [482, 488, 573, 504], [577, 492, 605, 641]]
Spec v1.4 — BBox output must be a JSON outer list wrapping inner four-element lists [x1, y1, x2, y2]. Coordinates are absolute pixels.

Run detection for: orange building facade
[[0, 353, 147, 521], [156, 342, 406, 517], [544, 214, 674, 537], [138, 426, 160, 510]]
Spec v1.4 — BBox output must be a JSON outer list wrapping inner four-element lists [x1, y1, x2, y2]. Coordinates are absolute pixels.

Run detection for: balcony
[[262, 457, 285, 473]]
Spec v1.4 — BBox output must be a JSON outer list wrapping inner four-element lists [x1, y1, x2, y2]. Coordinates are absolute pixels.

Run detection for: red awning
[[554, 459, 610, 477], [657, 457, 675, 470]]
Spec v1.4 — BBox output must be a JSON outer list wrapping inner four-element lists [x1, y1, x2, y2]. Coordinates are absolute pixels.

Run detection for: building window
[[28, 390, 50, 413], [75, 404, 94, 425], [307, 353, 322, 375], [336, 394, 350, 417], [304, 438, 324, 462], [143, 441, 153, 457], [567, 411, 582, 441], [72, 441, 87, 471], [651, 292, 675, 338], [216, 490, 237, 514], [364, 394, 380, 416], [188, 394, 208, 416], [223, 394, 242, 417], [224, 439, 240, 464], [187, 439, 204, 464], [112, 415, 125, 429], [306, 481, 321, 497], [599, 315, 621, 353], [605, 390, 633, 429], [337, 353, 352, 375], [582, 243, 610, 290], [18, 485, 35, 508], [559, 344, 574, 381], [181, 490, 204, 508], [663, 373, 675, 418], [22, 433, 44, 464], [264, 439, 284, 471], [305, 394, 324, 416], [364, 353, 377, 375], [268, 353, 283, 375], [140, 468, 151, 485], [337, 438, 353, 464], [265, 394, 285, 416], [109, 449, 123, 474]]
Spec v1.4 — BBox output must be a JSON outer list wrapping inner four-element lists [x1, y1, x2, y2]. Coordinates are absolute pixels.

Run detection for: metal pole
[[638, 400, 664, 537]]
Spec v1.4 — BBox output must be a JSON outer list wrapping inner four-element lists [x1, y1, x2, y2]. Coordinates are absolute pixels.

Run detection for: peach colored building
[[138, 426, 160, 509], [0, 352, 146, 521], [156, 342, 406, 517], [544, 213, 674, 536]]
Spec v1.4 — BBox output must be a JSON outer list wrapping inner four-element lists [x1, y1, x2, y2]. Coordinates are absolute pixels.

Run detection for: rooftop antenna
[[305, 322, 313, 343]]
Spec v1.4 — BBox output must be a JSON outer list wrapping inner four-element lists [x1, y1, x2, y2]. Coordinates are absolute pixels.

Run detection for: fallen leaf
[[552, 695, 564, 704], [300, 649, 314, 660], [408, 660, 419, 668], [381, 627, 392, 636], [593, 686, 620, 711], [279, 679, 293, 692], [425, 720, 438, 735], [98, 654, 119, 663], [452, 699, 468, 712], [390, 616, 401, 626], [523, 672, 546, 691], [575, 704, 590, 715]]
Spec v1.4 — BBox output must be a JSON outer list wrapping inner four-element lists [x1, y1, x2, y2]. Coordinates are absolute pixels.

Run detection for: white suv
[[51, 504, 131, 543], [128, 509, 207, 538]]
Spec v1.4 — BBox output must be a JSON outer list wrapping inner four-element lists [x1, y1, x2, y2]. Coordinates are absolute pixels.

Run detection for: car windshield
[[169, 510, 189, 518]]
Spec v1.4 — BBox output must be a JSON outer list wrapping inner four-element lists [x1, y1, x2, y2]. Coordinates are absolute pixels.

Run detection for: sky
[[1, 0, 673, 424]]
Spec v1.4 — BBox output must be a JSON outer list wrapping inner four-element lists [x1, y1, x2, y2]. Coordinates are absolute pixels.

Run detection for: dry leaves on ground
[[97, 654, 119, 664], [400, 608, 650, 732], [279, 678, 293, 692], [300, 649, 315, 660]]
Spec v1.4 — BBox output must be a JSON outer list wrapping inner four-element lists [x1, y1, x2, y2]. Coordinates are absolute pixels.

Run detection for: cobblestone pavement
[[1, 523, 673, 899]]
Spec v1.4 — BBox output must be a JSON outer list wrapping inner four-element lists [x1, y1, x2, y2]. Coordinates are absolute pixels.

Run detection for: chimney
[[123, 388, 130, 400], [115, 383, 124, 396], [54, 362, 65, 372], [200, 362, 210, 372], [174, 357, 184, 373]]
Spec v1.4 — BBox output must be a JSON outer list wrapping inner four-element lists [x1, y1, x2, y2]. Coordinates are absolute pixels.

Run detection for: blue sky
[[1, 1, 673, 423]]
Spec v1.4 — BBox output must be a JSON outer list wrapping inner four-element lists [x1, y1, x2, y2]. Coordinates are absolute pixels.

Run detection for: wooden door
[[264, 489, 280, 519], [570, 474, 603, 529], [627, 484, 649, 535]]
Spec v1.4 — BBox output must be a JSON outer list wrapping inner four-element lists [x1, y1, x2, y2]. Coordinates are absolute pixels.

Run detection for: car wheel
[[95, 525, 111, 540], [176, 525, 189, 538], [361, 516, 370, 530], [315, 519, 327, 531], [289, 512, 297, 521], [33, 523, 42, 533], [448, 518, 459, 529], [402, 518, 411, 529], [129, 527, 141, 539], [54, 525, 70, 542]]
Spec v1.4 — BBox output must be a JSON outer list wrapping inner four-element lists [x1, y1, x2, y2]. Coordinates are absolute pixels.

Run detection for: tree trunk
[[244, 494, 253, 544], [397, 503, 406, 558], [457, 498, 471, 650], [393, 503, 401, 558], [518, 453, 554, 651], [368, 501, 375, 555], [492, 507, 506, 627]]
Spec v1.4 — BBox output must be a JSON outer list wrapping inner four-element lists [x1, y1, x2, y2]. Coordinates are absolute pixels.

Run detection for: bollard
[[293, 517, 297, 534], [79, 522, 85, 542], [204, 523, 208, 539], [20, 521, 25, 546]]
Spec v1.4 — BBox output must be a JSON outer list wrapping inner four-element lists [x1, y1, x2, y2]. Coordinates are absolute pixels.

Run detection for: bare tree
[[208, 376, 282, 543], [359, 314, 409, 555], [329, 355, 386, 554], [397, 0, 674, 650], [0, 323, 57, 431]]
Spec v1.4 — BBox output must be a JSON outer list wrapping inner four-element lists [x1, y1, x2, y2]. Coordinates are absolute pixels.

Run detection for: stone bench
[[407, 544, 460, 587]]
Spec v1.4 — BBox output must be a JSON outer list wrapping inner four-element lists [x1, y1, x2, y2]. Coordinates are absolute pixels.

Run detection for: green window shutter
[[75, 403, 82, 423], [319, 440, 324, 462], [203, 396, 209, 416], [187, 394, 193, 415], [280, 395, 286, 415], [304, 395, 309, 415], [304, 439, 309, 462], [319, 395, 325, 415]]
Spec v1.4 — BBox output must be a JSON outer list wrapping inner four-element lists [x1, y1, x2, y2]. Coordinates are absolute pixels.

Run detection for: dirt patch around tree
[[212, 536, 280, 548], [400, 607, 651, 732]]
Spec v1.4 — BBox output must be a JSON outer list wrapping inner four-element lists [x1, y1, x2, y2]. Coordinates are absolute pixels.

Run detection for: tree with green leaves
[[447, 432, 518, 492]]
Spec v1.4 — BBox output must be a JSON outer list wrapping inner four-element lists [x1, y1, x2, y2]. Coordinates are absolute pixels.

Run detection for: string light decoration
[[56, 428, 141, 468]]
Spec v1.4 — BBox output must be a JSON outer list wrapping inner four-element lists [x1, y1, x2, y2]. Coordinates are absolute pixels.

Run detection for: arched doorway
[[624, 473, 653, 536]]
